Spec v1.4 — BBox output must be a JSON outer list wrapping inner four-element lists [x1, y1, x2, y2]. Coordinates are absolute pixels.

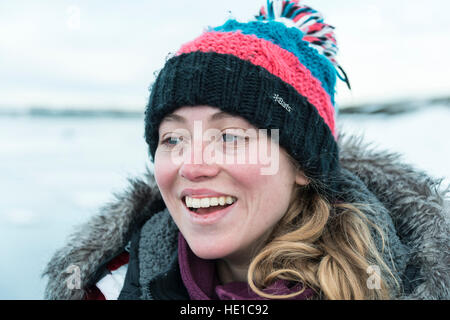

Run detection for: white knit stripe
[[294, 13, 322, 29], [273, 0, 283, 19], [278, 17, 297, 28], [96, 263, 128, 300]]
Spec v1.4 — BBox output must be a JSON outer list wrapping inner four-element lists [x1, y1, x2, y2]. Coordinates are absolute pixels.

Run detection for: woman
[[43, 0, 449, 300]]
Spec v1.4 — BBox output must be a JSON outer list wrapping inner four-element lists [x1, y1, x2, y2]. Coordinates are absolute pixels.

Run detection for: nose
[[179, 139, 220, 182], [179, 163, 220, 181]]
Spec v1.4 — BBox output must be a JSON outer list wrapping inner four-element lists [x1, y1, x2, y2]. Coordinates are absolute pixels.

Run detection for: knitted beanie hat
[[144, 0, 350, 201]]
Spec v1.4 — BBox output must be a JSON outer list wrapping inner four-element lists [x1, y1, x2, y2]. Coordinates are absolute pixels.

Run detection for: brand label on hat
[[272, 93, 292, 113]]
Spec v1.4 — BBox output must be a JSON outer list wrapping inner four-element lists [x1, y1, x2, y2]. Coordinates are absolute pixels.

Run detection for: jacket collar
[[43, 133, 450, 300]]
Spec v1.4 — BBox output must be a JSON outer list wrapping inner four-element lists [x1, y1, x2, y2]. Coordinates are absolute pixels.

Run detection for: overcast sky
[[1, 0, 449, 111]]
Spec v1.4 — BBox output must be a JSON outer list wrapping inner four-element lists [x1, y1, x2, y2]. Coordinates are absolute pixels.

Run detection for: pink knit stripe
[[176, 31, 336, 137]]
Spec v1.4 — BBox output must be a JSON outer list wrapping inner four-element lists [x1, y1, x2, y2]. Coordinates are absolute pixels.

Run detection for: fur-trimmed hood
[[42, 133, 450, 300]]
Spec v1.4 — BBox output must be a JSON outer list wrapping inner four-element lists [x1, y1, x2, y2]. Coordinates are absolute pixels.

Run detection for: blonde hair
[[247, 172, 401, 300]]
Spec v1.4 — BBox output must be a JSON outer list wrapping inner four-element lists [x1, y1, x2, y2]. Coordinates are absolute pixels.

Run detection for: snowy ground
[[0, 116, 150, 299], [0, 105, 449, 299]]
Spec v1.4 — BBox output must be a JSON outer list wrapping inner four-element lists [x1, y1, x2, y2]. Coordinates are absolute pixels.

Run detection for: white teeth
[[185, 196, 192, 208], [184, 195, 237, 209], [192, 198, 201, 208], [209, 197, 219, 206], [200, 198, 210, 208]]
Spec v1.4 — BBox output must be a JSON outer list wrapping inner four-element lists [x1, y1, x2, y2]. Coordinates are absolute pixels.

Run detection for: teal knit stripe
[[211, 19, 336, 106]]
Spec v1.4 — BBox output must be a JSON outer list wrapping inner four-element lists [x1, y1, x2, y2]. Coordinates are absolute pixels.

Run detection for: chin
[[188, 237, 235, 260]]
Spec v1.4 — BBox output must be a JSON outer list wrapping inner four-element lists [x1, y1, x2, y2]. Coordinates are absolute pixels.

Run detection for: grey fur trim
[[42, 133, 450, 300], [338, 133, 450, 299], [42, 170, 163, 300], [336, 168, 409, 294]]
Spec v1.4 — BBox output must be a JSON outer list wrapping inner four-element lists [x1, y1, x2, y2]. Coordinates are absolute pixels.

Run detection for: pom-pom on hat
[[144, 0, 349, 201]]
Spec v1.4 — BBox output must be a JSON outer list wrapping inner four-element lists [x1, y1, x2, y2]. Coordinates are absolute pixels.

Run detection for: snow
[[0, 116, 151, 299], [0, 106, 449, 299]]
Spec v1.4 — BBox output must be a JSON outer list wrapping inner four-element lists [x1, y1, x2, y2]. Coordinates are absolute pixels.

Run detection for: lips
[[182, 197, 238, 225], [180, 188, 236, 199]]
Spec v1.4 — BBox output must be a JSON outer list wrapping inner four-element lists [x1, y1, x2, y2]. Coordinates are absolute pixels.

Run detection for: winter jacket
[[42, 133, 450, 300]]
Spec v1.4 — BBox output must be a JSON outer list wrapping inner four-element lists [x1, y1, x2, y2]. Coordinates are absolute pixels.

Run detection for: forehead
[[159, 106, 251, 127]]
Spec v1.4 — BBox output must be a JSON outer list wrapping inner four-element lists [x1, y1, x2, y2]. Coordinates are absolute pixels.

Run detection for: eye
[[222, 133, 241, 143], [161, 136, 183, 147]]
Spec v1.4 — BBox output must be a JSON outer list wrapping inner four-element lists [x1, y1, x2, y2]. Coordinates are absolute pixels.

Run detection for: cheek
[[226, 161, 293, 204], [154, 151, 177, 195], [226, 146, 294, 189], [226, 151, 295, 215]]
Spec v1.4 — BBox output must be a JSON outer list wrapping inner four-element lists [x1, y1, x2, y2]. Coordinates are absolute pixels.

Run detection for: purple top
[[177, 232, 315, 300]]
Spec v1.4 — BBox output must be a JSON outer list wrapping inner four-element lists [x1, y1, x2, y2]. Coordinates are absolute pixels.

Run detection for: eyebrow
[[160, 113, 186, 124], [212, 111, 237, 121], [160, 111, 238, 125]]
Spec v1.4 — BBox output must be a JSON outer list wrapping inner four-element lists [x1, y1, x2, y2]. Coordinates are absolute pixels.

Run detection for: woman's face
[[154, 105, 308, 264]]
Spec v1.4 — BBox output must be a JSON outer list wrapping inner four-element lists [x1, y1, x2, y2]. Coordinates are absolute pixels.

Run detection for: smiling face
[[154, 105, 309, 265]]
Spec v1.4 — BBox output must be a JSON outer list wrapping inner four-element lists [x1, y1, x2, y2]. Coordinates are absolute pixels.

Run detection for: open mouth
[[182, 196, 237, 214]]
